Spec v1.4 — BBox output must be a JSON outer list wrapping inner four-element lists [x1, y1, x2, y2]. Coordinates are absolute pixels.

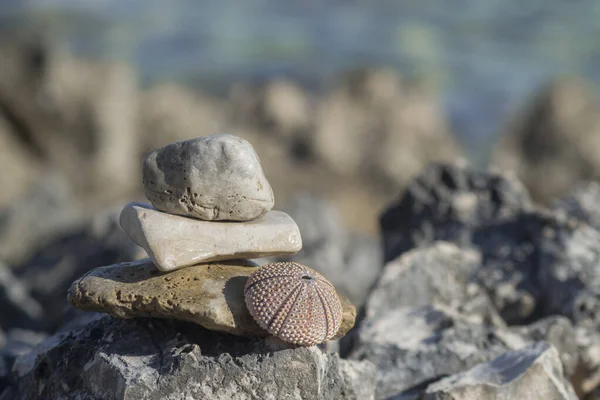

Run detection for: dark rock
[[364, 242, 502, 326], [0, 262, 43, 331], [423, 342, 578, 400], [348, 305, 528, 399], [270, 194, 382, 308], [380, 162, 532, 263], [4, 316, 376, 400], [378, 163, 600, 395]]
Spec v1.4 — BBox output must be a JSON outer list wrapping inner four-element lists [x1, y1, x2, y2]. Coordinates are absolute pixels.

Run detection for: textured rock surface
[[348, 305, 528, 399], [120, 203, 301, 271], [380, 162, 533, 263], [379, 163, 544, 324], [2, 316, 376, 400], [364, 242, 500, 325], [423, 342, 578, 400], [68, 259, 356, 338], [143, 134, 274, 221]]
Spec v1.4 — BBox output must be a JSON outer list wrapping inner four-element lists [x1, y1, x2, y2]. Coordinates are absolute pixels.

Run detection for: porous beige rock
[[119, 203, 302, 271], [67, 259, 356, 338]]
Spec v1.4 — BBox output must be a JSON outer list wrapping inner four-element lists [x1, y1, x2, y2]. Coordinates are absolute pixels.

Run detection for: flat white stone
[[119, 202, 302, 271]]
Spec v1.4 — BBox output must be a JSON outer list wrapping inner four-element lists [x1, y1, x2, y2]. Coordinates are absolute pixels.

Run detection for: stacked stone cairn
[[68, 134, 355, 345]]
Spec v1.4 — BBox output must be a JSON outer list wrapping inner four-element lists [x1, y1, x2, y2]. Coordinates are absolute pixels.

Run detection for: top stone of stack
[[142, 134, 275, 221]]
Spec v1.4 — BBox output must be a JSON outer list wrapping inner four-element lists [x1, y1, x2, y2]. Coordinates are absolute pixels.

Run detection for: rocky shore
[[1, 36, 600, 399]]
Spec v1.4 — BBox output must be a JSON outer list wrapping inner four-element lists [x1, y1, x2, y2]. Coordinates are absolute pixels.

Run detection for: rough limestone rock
[[68, 259, 356, 338], [120, 203, 302, 271], [2, 316, 376, 400], [379, 163, 544, 324], [423, 342, 578, 400], [365, 242, 501, 325], [142, 134, 274, 221], [380, 162, 533, 263], [348, 305, 529, 399]]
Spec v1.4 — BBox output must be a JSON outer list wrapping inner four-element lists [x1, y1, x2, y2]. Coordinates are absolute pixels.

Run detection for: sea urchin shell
[[244, 261, 343, 346]]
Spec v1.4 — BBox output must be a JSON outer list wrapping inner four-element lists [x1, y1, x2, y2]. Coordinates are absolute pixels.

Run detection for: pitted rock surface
[[142, 134, 274, 221], [68, 259, 355, 338]]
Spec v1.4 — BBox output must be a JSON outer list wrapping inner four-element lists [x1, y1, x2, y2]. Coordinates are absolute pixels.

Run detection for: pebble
[[142, 134, 274, 221]]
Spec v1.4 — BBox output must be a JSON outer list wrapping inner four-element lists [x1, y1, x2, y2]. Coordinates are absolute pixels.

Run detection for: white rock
[[424, 342, 578, 400], [142, 134, 274, 221], [119, 203, 302, 271]]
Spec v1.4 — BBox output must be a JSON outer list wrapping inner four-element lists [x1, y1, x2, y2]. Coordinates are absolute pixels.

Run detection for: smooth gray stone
[[120, 202, 302, 271], [143, 134, 274, 221]]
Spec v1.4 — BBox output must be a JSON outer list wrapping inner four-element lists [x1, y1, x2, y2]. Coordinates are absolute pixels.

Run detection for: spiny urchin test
[[244, 261, 343, 346]]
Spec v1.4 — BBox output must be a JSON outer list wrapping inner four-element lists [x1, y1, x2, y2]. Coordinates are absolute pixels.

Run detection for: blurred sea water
[[2, 0, 600, 162]]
